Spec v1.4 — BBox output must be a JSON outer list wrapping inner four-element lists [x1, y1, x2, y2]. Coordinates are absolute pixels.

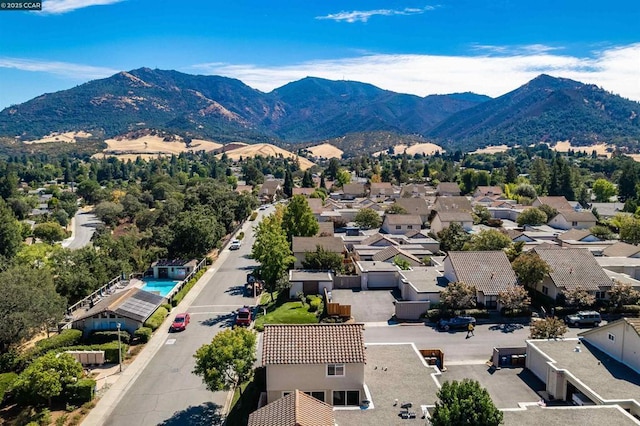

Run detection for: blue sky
[[0, 0, 638, 109]]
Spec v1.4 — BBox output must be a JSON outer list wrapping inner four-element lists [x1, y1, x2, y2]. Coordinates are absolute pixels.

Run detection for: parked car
[[229, 239, 242, 250], [565, 311, 601, 327], [170, 313, 190, 332], [437, 316, 476, 331], [234, 306, 252, 327]]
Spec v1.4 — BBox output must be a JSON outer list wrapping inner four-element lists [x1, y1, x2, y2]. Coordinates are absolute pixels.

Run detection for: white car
[[229, 239, 242, 250]]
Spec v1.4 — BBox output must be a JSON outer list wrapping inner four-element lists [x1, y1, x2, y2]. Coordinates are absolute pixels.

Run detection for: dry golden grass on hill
[[305, 143, 344, 159], [24, 131, 93, 144], [552, 140, 612, 157], [218, 143, 315, 170], [470, 144, 511, 155], [93, 134, 223, 159], [374, 142, 444, 156]]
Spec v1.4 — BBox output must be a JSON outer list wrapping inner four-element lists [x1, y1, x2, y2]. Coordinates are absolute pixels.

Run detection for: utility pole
[[117, 323, 122, 373]]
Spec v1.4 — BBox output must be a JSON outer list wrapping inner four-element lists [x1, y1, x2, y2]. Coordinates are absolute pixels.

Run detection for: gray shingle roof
[[436, 182, 461, 195], [602, 242, 640, 258], [361, 233, 399, 246], [248, 389, 335, 426], [433, 196, 472, 212], [262, 324, 365, 365], [383, 214, 422, 226], [372, 246, 422, 264], [534, 247, 611, 291], [292, 236, 345, 253], [395, 198, 430, 216], [436, 211, 473, 222], [535, 196, 572, 211], [556, 229, 594, 242], [554, 210, 597, 222], [446, 251, 518, 295]]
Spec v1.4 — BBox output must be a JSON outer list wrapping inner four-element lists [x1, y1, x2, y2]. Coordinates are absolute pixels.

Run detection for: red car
[[234, 306, 252, 327], [170, 313, 190, 332]]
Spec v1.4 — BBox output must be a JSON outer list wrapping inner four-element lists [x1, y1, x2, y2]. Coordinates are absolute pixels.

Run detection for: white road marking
[[165, 339, 176, 345]]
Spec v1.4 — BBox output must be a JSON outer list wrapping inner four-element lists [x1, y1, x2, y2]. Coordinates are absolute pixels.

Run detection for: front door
[[303, 281, 319, 294]]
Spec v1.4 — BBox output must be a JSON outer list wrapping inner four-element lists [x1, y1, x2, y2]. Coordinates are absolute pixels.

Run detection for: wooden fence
[[324, 287, 352, 317]]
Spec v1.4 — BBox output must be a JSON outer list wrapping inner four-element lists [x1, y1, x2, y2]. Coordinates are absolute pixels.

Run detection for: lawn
[[253, 293, 321, 331]]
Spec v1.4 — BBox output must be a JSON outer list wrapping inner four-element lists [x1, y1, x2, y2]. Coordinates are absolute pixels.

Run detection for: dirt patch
[[23, 131, 92, 144], [306, 143, 344, 159], [219, 143, 315, 170]]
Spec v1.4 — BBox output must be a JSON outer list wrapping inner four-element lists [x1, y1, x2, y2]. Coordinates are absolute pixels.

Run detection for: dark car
[[437, 316, 476, 331], [170, 313, 190, 332], [234, 306, 252, 327]]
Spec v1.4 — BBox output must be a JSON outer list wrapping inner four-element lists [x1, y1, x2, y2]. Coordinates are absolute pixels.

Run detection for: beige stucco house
[[429, 211, 473, 235], [380, 214, 422, 234], [262, 323, 366, 407]]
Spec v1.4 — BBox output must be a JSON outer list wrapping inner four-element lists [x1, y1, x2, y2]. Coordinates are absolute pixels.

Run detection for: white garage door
[[367, 272, 396, 288]]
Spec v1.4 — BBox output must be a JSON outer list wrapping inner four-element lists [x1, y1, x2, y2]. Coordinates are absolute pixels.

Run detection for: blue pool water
[[141, 279, 181, 297]]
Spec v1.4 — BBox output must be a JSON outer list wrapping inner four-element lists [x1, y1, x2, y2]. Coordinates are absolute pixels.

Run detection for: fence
[[324, 287, 352, 317], [166, 257, 208, 301], [332, 275, 361, 289], [67, 275, 123, 315], [395, 300, 430, 321]]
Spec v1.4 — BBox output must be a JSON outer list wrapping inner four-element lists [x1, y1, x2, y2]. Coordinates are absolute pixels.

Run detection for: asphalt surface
[[100, 207, 271, 426], [62, 210, 101, 249]]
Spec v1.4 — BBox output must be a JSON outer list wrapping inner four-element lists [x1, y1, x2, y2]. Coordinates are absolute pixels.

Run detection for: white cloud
[[0, 57, 118, 79], [316, 6, 435, 23], [191, 43, 640, 102], [42, 0, 125, 14]]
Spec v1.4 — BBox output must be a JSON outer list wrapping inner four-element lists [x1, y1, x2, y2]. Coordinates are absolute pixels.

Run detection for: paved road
[[100, 207, 272, 426], [364, 322, 583, 363], [62, 210, 101, 249]]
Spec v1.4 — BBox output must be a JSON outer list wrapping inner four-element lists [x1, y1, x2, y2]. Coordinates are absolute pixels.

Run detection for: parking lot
[[437, 364, 544, 408], [330, 289, 397, 323]]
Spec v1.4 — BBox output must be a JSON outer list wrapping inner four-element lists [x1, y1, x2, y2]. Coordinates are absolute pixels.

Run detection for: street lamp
[[116, 323, 122, 373]]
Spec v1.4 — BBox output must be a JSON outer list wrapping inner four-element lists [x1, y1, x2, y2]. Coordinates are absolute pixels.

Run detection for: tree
[[617, 162, 638, 202], [592, 178, 617, 202], [33, 222, 67, 244], [497, 285, 531, 314], [561, 287, 595, 308], [283, 169, 293, 198], [463, 229, 512, 251], [301, 170, 314, 188], [76, 179, 103, 204], [336, 169, 351, 187], [619, 217, 640, 245], [505, 240, 525, 262], [440, 281, 476, 311], [589, 225, 615, 240], [302, 245, 343, 271], [472, 205, 491, 225], [436, 223, 471, 252], [169, 206, 224, 259], [431, 379, 503, 426], [536, 204, 558, 222], [530, 316, 567, 339], [0, 266, 65, 352], [282, 195, 319, 242], [193, 328, 257, 395], [252, 211, 295, 300], [354, 208, 381, 229], [511, 252, 551, 289], [94, 201, 124, 227], [0, 200, 23, 262], [393, 255, 411, 270], [516, 208, 547, 226], [13, 352, 83, 406], [608, 282, 640, 307], [386, 203, 408, 215], [513, 183, 537, 200]]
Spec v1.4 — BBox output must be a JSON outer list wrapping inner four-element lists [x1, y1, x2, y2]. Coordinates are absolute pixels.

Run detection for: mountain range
[[0, 68, 638, 153]]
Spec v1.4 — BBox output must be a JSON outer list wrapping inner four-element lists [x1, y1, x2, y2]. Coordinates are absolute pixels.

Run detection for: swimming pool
[[141, 279, 181, 298]]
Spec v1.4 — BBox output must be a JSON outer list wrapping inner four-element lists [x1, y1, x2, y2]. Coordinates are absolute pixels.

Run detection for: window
[[542, 286, 549, 295], [595, 291, 605, 299], [327, 364, 344, 376], [407, 225, 413, 230], [395, 225, 401, 230], [485, 296, 497, 309], [333, 390, 360, 406], [572, 221, 578, 226], [608, 333, 615, 342], [304, 391, 325, 402]]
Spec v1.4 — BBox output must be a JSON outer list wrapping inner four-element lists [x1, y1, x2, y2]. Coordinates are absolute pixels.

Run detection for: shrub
[[144, 306, 169, 330], [0, 372, 17, 403], [171, 269, 206, 307], [86, 330, 131, 345], [0, 350, 19, 373], [249, 211, 258, 221], [134, 327, 153, 343], [237, 231, 245, 240], [66, 379, 96, 404], [161, 303, 172, 312], [36, 408, 52, 426], [18, 329, 84, 369], [464, 309, 491, 319], [309, 298, 322, 312], [55, 414, 69, 426], [426, 309, 446, 322], [614, 304, 640, 314]]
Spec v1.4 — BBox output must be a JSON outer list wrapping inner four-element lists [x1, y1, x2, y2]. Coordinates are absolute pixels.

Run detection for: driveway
[[330, 289, 396, 323], [435, 364, 544, 408]]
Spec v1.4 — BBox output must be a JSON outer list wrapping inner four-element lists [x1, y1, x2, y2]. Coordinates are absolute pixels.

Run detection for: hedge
[[64, 342, 128, 363], [171, 269, 207, 307], [65, 378, 96, 404], [144, 307, 169, 331], [134, 327, 152, 343], [86, 330, 131, 345], [0, 372, 17, 403], [161, 303, 172, 312], [249, 211, 258, 221], [18, 329, 83, 370]]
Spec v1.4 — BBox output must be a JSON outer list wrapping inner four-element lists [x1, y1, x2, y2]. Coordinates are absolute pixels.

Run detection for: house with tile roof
[[380, 214, 422, 235], [394, 197, 431, 223], [371, 246, 424, 266], [341, 183, 367, 200], [556, 229, 600, 243], [369, 182, 397, 201], [602, 242, 640, 258], [532, 247, 612, 300], [316, 221, 334, 237], [436, 182, 461, 196], [259, 179, 283, 203], [72, 288, 165, 337], [292, 187, 316, 197], [429, 210, 474, 235], [262, 324, 366, 406], [443, 251, 518, 309], [433, 195, 473, 213], [248, 389, 335, 426], [532, 196, 574, 211], [525, 318, 640, 419], [292, 236, 345, 268], [400, 183, 435, 198], [548, 210, 597, 230]]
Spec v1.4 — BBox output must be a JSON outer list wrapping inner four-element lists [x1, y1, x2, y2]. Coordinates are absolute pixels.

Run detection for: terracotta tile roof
[[395, 198, 430, 216], [535, 196, 573, 211], [383, 214, 422, 226], [602, 242, 640, 258], [292, 236, 345, 254], [533, 247, 611, 291], [446, 251, 518, 295], [262, 324, 365, 365], [248, 389, 335, 426]]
